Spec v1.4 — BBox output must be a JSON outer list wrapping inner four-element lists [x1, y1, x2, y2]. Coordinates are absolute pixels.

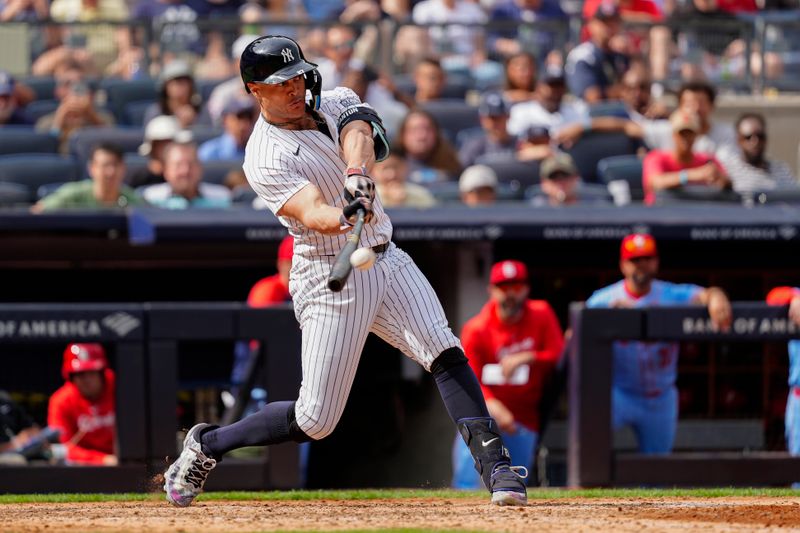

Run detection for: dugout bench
[[0, 303, 301, 493], [568, 302, 800, 487]]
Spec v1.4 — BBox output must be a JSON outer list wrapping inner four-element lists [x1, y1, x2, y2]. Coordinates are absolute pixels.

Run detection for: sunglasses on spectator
[[739, 132, 766, 141]]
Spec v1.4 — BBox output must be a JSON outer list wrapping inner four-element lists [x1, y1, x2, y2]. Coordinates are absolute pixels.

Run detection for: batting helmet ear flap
[[305, 69, 322, 110]]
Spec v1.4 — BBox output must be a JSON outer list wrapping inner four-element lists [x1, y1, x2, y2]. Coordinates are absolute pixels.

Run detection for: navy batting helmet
[[240, 35, 322, 109]]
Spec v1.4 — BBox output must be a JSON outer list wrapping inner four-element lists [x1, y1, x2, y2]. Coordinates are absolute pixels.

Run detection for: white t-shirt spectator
[[412, 0, 487, 59], [507, 99, 589, 137]]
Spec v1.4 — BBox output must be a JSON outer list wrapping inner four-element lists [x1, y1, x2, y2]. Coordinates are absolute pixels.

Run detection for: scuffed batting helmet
[[240, 35, 322, 109], [62, 343, 108, 380]]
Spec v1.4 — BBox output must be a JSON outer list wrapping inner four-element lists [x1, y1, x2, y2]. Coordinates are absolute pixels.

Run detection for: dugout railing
[[568, 302, 800, 488], [0, 302, 301, 494]]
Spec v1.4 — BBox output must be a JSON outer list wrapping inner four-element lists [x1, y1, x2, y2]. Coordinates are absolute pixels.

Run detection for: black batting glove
[[341, 196, 374, 226]]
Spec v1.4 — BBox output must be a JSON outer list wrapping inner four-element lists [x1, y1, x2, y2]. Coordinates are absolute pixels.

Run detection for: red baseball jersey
[[461, 300, 564, 432], [48, 369, 116, 465], [248, 273, 291, 307]]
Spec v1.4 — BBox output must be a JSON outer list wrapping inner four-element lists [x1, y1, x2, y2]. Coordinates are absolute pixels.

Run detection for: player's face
[[490, 282, 530, 320], [71, 370, 104, 401], [621, 256, 659, 288], [248, 75, 307, 123]]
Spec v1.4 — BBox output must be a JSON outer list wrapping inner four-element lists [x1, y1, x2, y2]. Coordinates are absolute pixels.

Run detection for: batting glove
[[343, 166, 376, 203], [341, 196, 374, 226]]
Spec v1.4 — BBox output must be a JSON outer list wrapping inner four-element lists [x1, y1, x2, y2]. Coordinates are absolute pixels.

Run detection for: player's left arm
[[693, 286, 733, 331]]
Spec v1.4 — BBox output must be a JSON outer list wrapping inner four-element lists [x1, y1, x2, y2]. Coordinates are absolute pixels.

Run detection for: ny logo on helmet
[[281, 48, 294, 63]]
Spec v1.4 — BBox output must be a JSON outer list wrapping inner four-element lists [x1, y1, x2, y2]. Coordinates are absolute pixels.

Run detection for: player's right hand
[[342, 196, 374, 225]]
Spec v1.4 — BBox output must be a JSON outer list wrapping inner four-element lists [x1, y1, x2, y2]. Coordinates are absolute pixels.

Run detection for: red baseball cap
[[277, 235, 294, 261], [620, 233, 658, 260], [61, 343, 107, 380], [490, 260, 528, 285], [766, 286, 800, 306]]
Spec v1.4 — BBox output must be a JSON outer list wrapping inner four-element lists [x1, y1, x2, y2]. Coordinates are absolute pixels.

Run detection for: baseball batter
[[586, 234, 732, 453], [163, 35, 528, 506], [766, 287, 800, 458]]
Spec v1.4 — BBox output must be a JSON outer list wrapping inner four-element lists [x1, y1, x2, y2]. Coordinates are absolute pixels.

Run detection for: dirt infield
[[4, 497, 800, 532]]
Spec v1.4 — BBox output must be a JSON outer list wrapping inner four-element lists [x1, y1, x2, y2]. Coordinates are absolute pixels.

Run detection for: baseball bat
[[327, 209, 365, 292]]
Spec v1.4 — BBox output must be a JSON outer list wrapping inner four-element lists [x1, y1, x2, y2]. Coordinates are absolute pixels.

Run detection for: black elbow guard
[[337, 105, 390, 162]]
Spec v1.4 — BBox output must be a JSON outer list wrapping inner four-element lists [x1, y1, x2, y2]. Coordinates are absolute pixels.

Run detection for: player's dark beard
[[499, 295, 525, 319], [631, 271, 654, 290]]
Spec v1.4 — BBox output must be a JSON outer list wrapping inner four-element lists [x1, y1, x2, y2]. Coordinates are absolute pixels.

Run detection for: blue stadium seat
[[101, 78, 158, 125], [123, 154, 149, 182], [69, 127, 145, 165], [124, 100, 156, 127], [191, 126, 225, 146], [0, 181, 31, 206], [419, 101, 480, 145], [21, 76, 56, 100], [0, 154, 79, 201], [475, 154, 540, 189], [654, 186, 742, 205], [588, 100, 629, 118], [36, 181, 69, 200], [563, 131, 641, 184], [202, 159, 241, 185], [231, 186, 257, 205], [597, 154, 645, 203], [22, 99, 59, 124], [0, 127, 59, 155]]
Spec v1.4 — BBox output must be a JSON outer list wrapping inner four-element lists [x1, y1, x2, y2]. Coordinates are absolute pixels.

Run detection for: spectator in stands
[[48, 343, 117, 466], [586, 233, 732, 454], [718, 113, 798, 194], [620, 63, 669, 121], [507, 65, 589, 137], [142, 141, 232, 209], [642, 110, 730, 205], [32, 143, 143, 212], [766, 287, 800, 464], [393, 109, 462, 183], [0, 71, 30, 126], [207, 34, 259, 127], [488, 0, 568, 65], [565, 2, 629, 103], [642, 80, 736, 158], [516, 124, 554, 162], [0, 0, 48, 21], [373, 152, 436, 208], [459, 92, 516, 168], [249, 235, 294, 308], [502, 52, 538, 106], [143, 60, 205, 129], [129, 115, 191, 189], [35, 66, 114, 154], [317, 25, 359, 91], [411, 0, 488, 76], [198, 97, 255, 162], [340, 64, 408, 140], [453, 259, 564, 490], [410, 57, 448, 105], [459, 165, 498, 206], [530, 152, 583, 206], [132, 0, 207, 61]]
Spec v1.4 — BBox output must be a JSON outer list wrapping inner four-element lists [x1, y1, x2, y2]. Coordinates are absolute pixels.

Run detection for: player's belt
[[372, 242, 390, 254]]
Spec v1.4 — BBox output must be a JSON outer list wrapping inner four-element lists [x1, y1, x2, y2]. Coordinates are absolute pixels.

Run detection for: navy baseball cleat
[[489, 464, 528, 506], [164, 423, 217, 507]]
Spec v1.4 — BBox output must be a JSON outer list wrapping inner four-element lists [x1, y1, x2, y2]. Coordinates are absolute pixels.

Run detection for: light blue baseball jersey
[[587, 280, 703, 396], [789, 340, 800, 388]]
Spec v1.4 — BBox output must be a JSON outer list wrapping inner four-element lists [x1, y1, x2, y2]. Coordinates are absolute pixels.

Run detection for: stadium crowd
[[0, 0, 800, 209]]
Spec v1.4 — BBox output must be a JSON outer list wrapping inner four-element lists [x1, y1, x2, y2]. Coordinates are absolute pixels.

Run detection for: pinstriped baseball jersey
[[243, 86, 461, 440], [243, 87, 393, 258]]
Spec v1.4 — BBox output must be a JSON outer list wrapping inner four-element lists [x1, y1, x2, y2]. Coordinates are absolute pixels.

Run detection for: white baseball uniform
[[243, 87, 461, 440]]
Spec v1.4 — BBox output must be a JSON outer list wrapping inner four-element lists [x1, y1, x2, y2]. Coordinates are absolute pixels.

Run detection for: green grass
[[0, 487, 798, 504]]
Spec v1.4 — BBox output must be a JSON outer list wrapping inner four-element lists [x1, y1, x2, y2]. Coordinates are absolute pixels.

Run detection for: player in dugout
[[453, 260, 564, 489], [48, 343, 117, 466], [586, 234, 732, 453], [766, 287, 800, 460]]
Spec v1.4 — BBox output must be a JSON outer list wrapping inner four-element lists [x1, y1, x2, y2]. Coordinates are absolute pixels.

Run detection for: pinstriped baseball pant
[[289, 243, 461, 440]]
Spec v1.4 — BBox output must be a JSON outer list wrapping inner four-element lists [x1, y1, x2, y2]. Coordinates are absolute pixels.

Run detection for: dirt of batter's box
[[3, 497, 800, 533]]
